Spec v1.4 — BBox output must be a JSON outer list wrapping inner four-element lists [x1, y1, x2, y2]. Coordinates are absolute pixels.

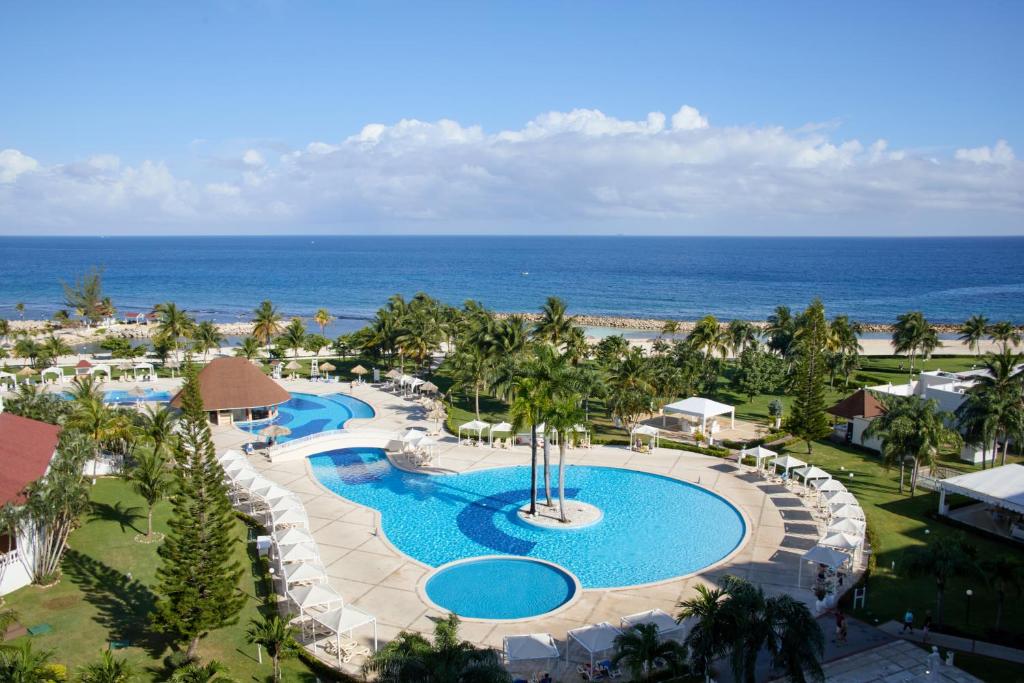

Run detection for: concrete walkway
[[880, 620, 1024, 664]]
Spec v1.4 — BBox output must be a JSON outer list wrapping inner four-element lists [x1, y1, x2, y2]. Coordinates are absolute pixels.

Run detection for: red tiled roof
[[0, 413, 61, 505], [170, 357, 289, 411], [76, 359, 93, 368], [827, 389, 886, 420]]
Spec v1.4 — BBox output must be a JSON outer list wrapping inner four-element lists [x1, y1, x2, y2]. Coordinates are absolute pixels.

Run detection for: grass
[[3, 478, 324, 681], [947, 650, 1024, 683]]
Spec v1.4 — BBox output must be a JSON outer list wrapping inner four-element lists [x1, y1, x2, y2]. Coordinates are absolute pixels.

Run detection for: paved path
[[880, 620, 1024, 664]]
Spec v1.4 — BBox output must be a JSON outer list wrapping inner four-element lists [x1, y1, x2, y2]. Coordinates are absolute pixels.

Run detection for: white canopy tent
[[458, 419, 491, 445], [252, 482, 293, 502], [794, 465, 831, 483], [566, 622, 622, 667], [814, 478, 846, 493], [937, 463, 1024, 516], [619, 609, 685, 641], [739, 445, 777, 469], [311, 605, 378, 664], [275, 526, 315, 546], [798, 544, 852, 587], [288, 584, 344, 631], [830, 504, 865, 520], [770, 455, 806, 476], [630, 424, 660, 450], [504, 633, 559, 668], [827, 518, 866, 536], [40, 367, 64, 384], [489, 421, 514, 447], [132, 362, 155, 381], [663, 397, 735, 433], [276, 542, 319, 565], [282, 561, 328, 588], [822, 491, 858, 507], [271, 507, 310, 530]]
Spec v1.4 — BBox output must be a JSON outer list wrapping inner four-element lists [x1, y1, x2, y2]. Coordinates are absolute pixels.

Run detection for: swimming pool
[[425, 557, 578, 619], [309, 447, 746, 589], [61, 389, 172, 404], [237, 392, 375, 442]]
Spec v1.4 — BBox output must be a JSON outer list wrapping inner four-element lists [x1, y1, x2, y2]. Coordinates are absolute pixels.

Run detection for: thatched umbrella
[[284, 360, 302, 378], [130, 385, 148, 399], [17, 366, 37, 378], [421, 381, 438, 394], [259, 423, 291, 445], [386, 368, 402, 380], [319, 362, 336, 372]]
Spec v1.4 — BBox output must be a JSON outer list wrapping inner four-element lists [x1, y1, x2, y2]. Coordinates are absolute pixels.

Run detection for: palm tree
[[234, 336, 262, 361], [958, 315, 989, 356], [956, 349, 1024, 468], [125, 450, 171, 539], [902, 533, 979, 626], [892, 311, 940, 375], [313, 308, 332, 336], [68, 396, 119, 483], [981, 556, 1021, 632], [660, 320, 680, 338], [191, 320, 224, 361], [363, 613, 509, 683], [0, 641, 56, 682], [612, 623, 684, 679], [252, 300, 283, 355], [688, 315, 728, 362], [863, 395, 962, 494], [169, 660, 233, 682], [677, 584, 729, 681], [246, 614, 297, 683], [39, 335, 72, 366], [15, 302, 25, 319], [13, 337, 41, 366], [449, 345, 494, 420], [139, 404, 179, 460], [766, 305, 796, 358], [509, 374, 549, 517], [605, 347, 655, 434], [77, 649, 134, 683], [280, 318, 306, 359], [154, 302, 195, 370], [533, 296, 577, 348], [988, 320, 1022, 352], [546, 394, 585, 522], [726, 319, 758, 356]]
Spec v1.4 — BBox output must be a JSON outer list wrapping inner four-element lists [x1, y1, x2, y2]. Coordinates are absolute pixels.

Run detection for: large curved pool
[[309, 447, 746, 588], [238, 392, 374, 442]]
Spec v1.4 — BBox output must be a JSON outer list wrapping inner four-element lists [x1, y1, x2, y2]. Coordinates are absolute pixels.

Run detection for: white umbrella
[[401, 428, 426, 443], [252, 483, 292, 501]]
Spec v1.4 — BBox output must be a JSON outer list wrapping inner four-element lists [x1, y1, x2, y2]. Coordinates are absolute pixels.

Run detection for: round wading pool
[[424, 557, 579, 620]]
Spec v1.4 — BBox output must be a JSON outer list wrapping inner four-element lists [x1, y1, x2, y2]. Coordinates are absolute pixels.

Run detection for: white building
[[0, 412, 61, 596]]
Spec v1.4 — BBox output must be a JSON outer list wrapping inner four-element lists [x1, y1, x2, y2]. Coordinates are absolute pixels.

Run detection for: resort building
[[0, 412, 62, 596], [170, 356, 289, 425]]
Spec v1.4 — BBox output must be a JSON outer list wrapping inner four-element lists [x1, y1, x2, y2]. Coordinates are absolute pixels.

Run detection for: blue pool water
[[61, 389, 172, 404], [309, 448, 746, 588], [238, 392, 374, 442], [425, 558, 577, 619]]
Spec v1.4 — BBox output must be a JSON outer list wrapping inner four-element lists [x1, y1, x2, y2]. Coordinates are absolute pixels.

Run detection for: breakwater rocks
[[8, 320, 255, 345]]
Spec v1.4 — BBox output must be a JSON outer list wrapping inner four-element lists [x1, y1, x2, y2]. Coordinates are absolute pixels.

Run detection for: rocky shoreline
[[6, 320, 255, 346]]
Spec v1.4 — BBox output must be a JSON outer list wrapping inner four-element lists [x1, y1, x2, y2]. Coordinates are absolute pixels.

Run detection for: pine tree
[[786, 299, 832, 455], [151, 364, 246, 659]]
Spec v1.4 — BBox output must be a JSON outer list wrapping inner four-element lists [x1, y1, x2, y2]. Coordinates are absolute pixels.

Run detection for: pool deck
[[209, 378, 849, 673]]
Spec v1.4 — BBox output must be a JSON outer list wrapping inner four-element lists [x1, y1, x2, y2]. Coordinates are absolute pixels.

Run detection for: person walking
[[901, 608, 914, 633]]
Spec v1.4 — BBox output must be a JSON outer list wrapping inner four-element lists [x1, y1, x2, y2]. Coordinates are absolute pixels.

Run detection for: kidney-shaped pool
[[309, 447, 746, 589]]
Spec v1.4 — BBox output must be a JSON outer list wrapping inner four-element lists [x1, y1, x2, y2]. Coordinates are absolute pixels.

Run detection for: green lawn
[[3, 479, 327, 681]]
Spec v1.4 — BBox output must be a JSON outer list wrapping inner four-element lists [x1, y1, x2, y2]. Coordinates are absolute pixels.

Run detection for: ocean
[[0, 236, 1022, 330]]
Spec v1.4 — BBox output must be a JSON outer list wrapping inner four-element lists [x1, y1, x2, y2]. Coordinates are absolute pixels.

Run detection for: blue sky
[[1, 1, 1021, 234]]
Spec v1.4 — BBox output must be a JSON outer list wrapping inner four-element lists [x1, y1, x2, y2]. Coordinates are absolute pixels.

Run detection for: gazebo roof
[[827, 389, 886, 419], [663, 397, 734, 419], [803, 544, 850, 568], [567, 622, 621, 654], [75, 359, 93, 368], [939, 464, 1024, 515], [504, 633, 559, 662], [170, 357, 289, 411], [631, 424, 660, 436]]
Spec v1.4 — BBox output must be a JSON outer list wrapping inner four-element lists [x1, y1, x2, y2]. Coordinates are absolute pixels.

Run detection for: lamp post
[[965, 588, 973, 627]]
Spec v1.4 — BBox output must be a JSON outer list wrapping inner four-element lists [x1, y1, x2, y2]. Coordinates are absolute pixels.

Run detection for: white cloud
[[955, 139, 1015, 165], [0, 107, 1021, 233]]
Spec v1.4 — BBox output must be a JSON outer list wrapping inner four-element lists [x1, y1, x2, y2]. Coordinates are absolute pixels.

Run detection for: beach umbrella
[[401, 428, 426, 443], [285, 360, 302, 371], [319, 362, 336, 372], [16, 367, 37, 377], [421, 381, 438, 394], [386, 368, 402, 379], [260, 424, 292, 439], [351, 364, 368, 376]]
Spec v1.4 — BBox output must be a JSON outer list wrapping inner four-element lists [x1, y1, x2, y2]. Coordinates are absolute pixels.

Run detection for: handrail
[[266, 427, 399, 455]]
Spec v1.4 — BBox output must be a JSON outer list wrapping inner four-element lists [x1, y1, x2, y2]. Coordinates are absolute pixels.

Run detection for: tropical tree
[[508, 373, 550, 517], [234, 336, 262, 361], [533, 296, 577, 348], [958, 315, 989, 356], [39, 335, 72, 366], [168, 660, 233, 682], [677, 584, 729, 681], [313, 308, 332, 336], [612, 623, 684, 679], [546, 394, 586, 523], [902, 533, 978, 626], [245, 614, 297, 683], [606, 347, 655, 434], [154, 302, 195, 366], [68, 396, 120, 483], [77, 649, 134, 683], [988, 320, 1022, 352], [688, 315, 728, 366], [251, 300, 283, 355], [731, 347, 785, 402], [956, 349, 1024, 468], [126, 450, 172, 540], [61, 267, 106, 325], [3, 383, 71, 425], [0, 641, 61, 682], [892, 311, 940, 375], [765, 305, 796, 359], [191, 321, 224, 362], [13, 337, 41, 366], [864, 395, 962, 494], [363, 613, 509, 683], [280, 318, 307, 359], [981, 555, 1022, 632], [0, 318, 9, 344], [726, 319, 758, 356], [139, 404, 179, 460], [15, 302, 25, 319], [151, 365, 246, 658], [660, 319, 680, 338], [786, 300, 832, 454], [449, 345, 494, 420]]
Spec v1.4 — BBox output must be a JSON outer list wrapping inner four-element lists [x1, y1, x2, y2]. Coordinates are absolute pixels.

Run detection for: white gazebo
[[566, 622, 622, 667], [822, 491, 858, 507], [288, 584, 344, 633], [827, 518, 866, 536], [937, 463, 1024, 516], [281, 561, 328, 588], [503, 633, 560, 670], [275, 542, 319, 565], [813, 478, 846, 493], [40, 367, 65, 384], [458, 419, 491, 445], [739, 445, 777, 470], [769, 454, 806, 477], [89, 363, 112, 380], [311, 605, 378, 664], [798, 544, 851, 587], [619, 609, 686, 641], [830, 504, 865, 521], [132, 362, 155, 381], [630, 424, 660, 451], [663, 397, 735, 433], [794, 465, 831, 483], [489, 421, 514, 447]]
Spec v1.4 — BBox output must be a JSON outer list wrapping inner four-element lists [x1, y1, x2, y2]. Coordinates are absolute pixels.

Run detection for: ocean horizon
[[1, 235, 1022, 329]]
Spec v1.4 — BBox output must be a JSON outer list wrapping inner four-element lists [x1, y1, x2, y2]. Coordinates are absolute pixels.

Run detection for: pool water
[[425, 558, 577, 619], [237, 392, 374, 442], [61, 389, 172, 404], [309, 447, 746, 588]]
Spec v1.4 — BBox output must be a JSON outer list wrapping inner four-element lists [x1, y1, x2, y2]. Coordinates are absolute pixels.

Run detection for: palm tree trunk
[[273, 653, 281, 682], [558, 438, 568, 522], [529, 425, 538, 516], [474, 384, 480, 420], [542, 436, 552, 507], [147, 505, 154, 539], [898, 461, 905, 494], [910, 457, 919, 496], [187, 635, 200, 659]]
